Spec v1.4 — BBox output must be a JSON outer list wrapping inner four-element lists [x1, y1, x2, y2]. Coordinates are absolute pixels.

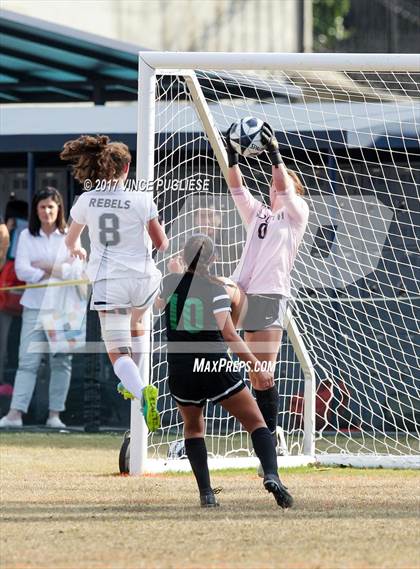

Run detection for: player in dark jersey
[[156, 234, 293, 509]]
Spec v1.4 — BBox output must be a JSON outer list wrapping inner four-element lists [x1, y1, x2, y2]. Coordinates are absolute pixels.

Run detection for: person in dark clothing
[[155, 234, 293, 509]]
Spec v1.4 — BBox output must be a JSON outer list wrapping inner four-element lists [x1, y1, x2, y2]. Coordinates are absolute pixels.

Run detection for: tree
[[313, 0, 352, 51]]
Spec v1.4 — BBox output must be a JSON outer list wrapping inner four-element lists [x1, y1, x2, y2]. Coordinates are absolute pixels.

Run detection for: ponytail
[[183, 234, 222, 285]]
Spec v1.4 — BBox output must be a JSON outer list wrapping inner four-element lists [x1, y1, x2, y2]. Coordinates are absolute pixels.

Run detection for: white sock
[[113, 355, 145, 399], [131, 334, 149, 369]]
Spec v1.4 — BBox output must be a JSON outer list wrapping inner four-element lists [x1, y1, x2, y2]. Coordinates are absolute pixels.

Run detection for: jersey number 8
[[99, 213, 121, 246]]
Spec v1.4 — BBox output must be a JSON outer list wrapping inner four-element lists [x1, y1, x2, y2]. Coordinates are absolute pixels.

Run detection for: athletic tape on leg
[[99, 311, 132, 353]]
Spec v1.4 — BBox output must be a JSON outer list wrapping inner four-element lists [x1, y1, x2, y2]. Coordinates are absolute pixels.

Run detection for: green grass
[[1, 433, 419, 569]]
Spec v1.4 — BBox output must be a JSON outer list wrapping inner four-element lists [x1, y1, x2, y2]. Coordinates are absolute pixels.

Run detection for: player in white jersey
[[225, 123, 309, 456], [60, 135, 168, 431]]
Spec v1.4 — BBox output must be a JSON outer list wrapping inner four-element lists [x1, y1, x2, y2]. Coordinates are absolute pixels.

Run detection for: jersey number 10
[[169, 293, 204, 332]]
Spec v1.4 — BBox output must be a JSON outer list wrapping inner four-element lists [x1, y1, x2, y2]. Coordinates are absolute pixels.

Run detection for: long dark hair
[[29, 187, 66, 236], [5, 196, 28, 223], [183, 234, 221, 284]]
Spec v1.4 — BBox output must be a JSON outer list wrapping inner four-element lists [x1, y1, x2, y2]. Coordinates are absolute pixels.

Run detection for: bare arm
[[225, 126, 259, 226], [215, 310, 258, 366], [271, 163, 289, 194], [154, 295, 166, 310], [214, 310, 274, 388], [271, 165, 309, 226], [65, 221, 87, 260], [147, 217, 169, 252], [227, 165, 258, 226], [0, 224, 9, 270], [227, 164, 244, 190]]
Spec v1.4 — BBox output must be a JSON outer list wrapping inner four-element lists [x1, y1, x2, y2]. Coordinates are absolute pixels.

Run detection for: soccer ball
[[228, 116, 266, 157], [167, 439, 187, 459]]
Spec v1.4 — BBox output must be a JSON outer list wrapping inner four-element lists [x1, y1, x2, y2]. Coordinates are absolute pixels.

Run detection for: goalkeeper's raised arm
[[225, 126, 259, 227], [223, 121, 309, 475], [260, 123, 309, 232]]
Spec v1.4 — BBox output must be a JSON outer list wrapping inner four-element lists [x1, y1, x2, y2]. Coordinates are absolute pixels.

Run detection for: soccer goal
[[130, 52, 419, 474]]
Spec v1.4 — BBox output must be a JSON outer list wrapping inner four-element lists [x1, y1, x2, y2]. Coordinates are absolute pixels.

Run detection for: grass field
[[1, 433, 419, 569]]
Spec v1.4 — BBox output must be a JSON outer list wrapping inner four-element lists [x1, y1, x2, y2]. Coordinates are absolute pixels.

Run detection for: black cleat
[[200, 488, 221, 508], [263, 474, 294, 509]]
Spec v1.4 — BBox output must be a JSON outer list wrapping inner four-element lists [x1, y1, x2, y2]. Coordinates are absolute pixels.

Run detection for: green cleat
[[142, 385, 160, 432], [117, 382, 135, 400]]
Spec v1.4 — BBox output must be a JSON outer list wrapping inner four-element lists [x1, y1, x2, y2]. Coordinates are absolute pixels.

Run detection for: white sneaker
[[275, 426, 289, 457], [257, 427, 289, 478], [46, 417, 66, 429], [0, 416, 23, 428]]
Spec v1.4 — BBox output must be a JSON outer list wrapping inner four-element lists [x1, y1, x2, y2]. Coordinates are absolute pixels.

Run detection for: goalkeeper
[[225, 122, 309, 460]]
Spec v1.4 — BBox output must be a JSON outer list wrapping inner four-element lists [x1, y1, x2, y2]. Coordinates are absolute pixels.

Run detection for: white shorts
[[91, 272, 161, 311]]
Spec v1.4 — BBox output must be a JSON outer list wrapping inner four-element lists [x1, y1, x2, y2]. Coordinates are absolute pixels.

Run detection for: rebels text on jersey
[[70, 184, 160, 281]]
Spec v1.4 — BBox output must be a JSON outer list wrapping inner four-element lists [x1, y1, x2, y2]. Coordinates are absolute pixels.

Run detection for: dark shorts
[[168, 355, 245, 408], [242, 294, 288, 333]]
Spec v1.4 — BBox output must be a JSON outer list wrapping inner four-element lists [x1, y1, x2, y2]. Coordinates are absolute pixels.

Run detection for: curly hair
[[60, 135, 131, 185]]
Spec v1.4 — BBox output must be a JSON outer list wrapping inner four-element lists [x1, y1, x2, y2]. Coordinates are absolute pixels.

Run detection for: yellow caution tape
[[0, 279, 90, 292]]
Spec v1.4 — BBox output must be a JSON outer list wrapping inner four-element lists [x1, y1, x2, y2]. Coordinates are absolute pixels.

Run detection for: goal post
[[133, 52, 420, 474], [129, 57, 156, 474]]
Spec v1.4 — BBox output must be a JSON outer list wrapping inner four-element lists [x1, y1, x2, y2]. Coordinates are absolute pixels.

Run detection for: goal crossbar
[[139, 52, 420, 72]]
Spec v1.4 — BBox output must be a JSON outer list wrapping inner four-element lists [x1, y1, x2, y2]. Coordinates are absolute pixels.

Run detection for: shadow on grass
[[2, 499, 419, 523], [0, 431, 123, 451]]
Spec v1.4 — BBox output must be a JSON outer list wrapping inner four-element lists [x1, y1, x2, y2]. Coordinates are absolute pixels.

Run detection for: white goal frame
[[132, 52, 420, 475]]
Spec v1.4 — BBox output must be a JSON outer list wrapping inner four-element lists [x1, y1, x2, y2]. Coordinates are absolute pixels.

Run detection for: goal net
[[135, 53, 419, 472]]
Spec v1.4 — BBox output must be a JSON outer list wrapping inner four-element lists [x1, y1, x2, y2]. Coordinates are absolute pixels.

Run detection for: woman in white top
[[61, 135, 168, 432], [0, 187, 84, 428], [225, 123, 309, 451]]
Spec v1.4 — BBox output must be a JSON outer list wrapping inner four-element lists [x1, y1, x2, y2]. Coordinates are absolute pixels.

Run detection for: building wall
[[2, 0, 301, 52], [341, 0, 420, 54]]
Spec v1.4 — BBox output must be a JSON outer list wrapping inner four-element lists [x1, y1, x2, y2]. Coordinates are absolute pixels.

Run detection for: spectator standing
[[0, 188, 84, 428], [0, 198, 28, 392]]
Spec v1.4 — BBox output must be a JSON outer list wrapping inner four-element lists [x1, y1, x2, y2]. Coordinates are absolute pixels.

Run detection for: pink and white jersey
[[230, 183, 309, 297]]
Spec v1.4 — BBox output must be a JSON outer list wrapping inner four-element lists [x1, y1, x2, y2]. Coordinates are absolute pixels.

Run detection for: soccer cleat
[[263, 474, 294, 509], [117, 382, 135, 400], [142, 385, 160, 432], [200, 488, 221, 508]]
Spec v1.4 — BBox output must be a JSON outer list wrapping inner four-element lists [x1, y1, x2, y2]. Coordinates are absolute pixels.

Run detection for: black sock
[[254, 387, 279, 436], [184, 437, 211, 494], [251, 427, 278, 476]]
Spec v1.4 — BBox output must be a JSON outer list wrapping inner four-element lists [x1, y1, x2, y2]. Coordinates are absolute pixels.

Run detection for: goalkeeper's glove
[[261, 122, 283, 167], [225, 124, 239, 168]]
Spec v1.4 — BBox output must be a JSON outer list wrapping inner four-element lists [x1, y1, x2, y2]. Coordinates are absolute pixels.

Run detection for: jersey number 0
[[258, 221, 268, 239]]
